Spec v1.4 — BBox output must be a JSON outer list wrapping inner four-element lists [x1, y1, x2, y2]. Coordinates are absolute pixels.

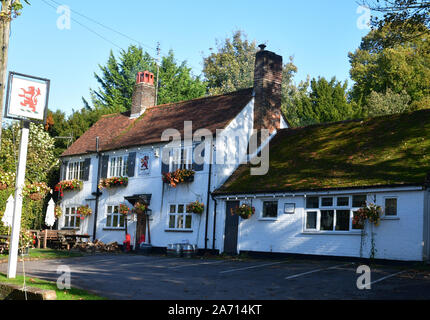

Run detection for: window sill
[[62, 227, 80, 231], [258, 217, 278, 221], [302, 231, 362, 235], [381, 216, 400, 221], [164, 229, 193, 233], [103, 228, 126, 231]]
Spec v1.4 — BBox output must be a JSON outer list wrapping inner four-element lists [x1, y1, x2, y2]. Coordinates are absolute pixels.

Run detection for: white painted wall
[[215, 188, 426, 261], [59, 98, 256, 251]]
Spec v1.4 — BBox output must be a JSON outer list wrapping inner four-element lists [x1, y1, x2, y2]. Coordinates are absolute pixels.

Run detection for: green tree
[[366, 89, 411, 117], [362, 0, 430, 39], [0, 121, 57, 230], [283, 77, 357, 127], [85, 45, 206, 113], [349, 23, 430, 110], [203, 30, 297, 96], [0, 122, 58, 184], [46, 108, 100, 158]]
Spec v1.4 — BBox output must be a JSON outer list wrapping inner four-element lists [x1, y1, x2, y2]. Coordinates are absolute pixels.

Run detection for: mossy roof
[[216, 108, 430, 194]]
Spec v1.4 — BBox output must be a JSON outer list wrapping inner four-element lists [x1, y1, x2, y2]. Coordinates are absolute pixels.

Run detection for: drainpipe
[[211, 193, 218, 252], [204, 142, 214, 251], [92, 137, 102, 242]]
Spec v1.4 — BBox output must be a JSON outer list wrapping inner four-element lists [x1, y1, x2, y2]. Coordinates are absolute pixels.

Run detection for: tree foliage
[[362, 0, 430, 40], [366, 88, 411, 117], [202, 30, 298, 96], [0, 122, 58, 184], [349, 23, 430, 111], [85, 45, 206, 113], [283, 77, 357, 127], [0, 122, 56, 231]]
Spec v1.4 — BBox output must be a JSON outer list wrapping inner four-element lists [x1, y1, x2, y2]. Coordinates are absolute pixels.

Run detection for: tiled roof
[[61, 88, 253, 157], [215, 108, 430, 194]]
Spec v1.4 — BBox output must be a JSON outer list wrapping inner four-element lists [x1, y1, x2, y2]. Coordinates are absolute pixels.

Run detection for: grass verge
[[0, 272, 106, 300], [0, 248, 84, 263]]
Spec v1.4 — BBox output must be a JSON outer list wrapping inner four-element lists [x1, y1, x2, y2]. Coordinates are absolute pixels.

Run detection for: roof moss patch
[[217, 108, 430, 194]]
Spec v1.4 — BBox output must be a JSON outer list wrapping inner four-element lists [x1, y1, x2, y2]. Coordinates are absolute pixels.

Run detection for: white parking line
[[123, 258, 181, 266], [370, 270, 407, 285], [285, 263, 352, 280], [169, 260, 225, 269], [220, 261, 284, 274]]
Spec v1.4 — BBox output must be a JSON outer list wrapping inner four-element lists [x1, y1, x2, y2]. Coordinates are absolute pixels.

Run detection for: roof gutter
[[212, 183, 426, 198]]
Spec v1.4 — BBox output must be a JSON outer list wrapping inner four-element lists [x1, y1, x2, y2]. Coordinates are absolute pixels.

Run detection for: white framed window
[[109, 155, 128, 177], [261, 200, 278, 219], [106, 205, 126, 229], [384, 197, 398, 216], [304, 195, 368, 232], [170, 145, 192, 172], [167, 204, 192, 230], [66, 161, 84, 180], [64, 206, 81, 229]]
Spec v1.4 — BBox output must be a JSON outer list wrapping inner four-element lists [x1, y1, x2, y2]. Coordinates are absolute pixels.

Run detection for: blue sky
[[7, 0, 371, 116]]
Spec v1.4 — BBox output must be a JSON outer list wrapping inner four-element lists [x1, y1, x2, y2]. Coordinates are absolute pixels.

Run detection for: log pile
[[73, 240, 121, 253]]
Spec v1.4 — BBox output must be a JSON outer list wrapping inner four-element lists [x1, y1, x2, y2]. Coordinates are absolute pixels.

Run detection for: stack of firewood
[[72, 240, 121, 253]]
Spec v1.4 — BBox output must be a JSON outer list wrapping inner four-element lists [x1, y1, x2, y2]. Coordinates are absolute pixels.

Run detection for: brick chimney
[[130, 71, 156, 118], [253, 45, 283, 133]]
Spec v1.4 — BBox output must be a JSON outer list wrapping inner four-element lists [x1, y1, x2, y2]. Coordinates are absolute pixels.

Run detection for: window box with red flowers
[[54, 179, 83, 197], [98, 177, 128, 190], [162, 169, 195, 188], [77, 205, 92, 220], [231, 204, 255, 220], [186, 201, 204, 214]]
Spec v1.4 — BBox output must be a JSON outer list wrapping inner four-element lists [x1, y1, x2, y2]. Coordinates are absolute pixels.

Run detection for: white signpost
[[4, 72, 50, 278]]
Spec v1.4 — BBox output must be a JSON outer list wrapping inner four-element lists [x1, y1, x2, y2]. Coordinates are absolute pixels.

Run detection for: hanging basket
[[231, 204, 255, 220], [28, 193, 45, 201], [133, 201, 148, 215]]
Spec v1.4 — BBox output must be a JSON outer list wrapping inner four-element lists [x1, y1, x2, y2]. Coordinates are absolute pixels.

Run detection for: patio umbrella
[[1, 194, 14, 227], [45, 198, 56, 228]]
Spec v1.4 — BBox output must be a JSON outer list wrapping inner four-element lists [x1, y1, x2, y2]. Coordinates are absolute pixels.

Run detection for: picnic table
[[63, 234, 90, 248]]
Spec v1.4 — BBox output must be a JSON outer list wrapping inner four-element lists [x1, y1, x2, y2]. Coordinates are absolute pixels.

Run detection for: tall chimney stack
[[130, 71, 156, 118], [253, 45, 283, 133]]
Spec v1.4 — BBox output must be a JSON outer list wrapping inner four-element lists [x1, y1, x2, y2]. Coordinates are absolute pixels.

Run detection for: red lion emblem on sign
[[18, 86, 41, 112]]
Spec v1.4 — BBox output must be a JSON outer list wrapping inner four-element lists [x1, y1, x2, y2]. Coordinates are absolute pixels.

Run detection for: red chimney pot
[[136, 71, 154, 85]]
